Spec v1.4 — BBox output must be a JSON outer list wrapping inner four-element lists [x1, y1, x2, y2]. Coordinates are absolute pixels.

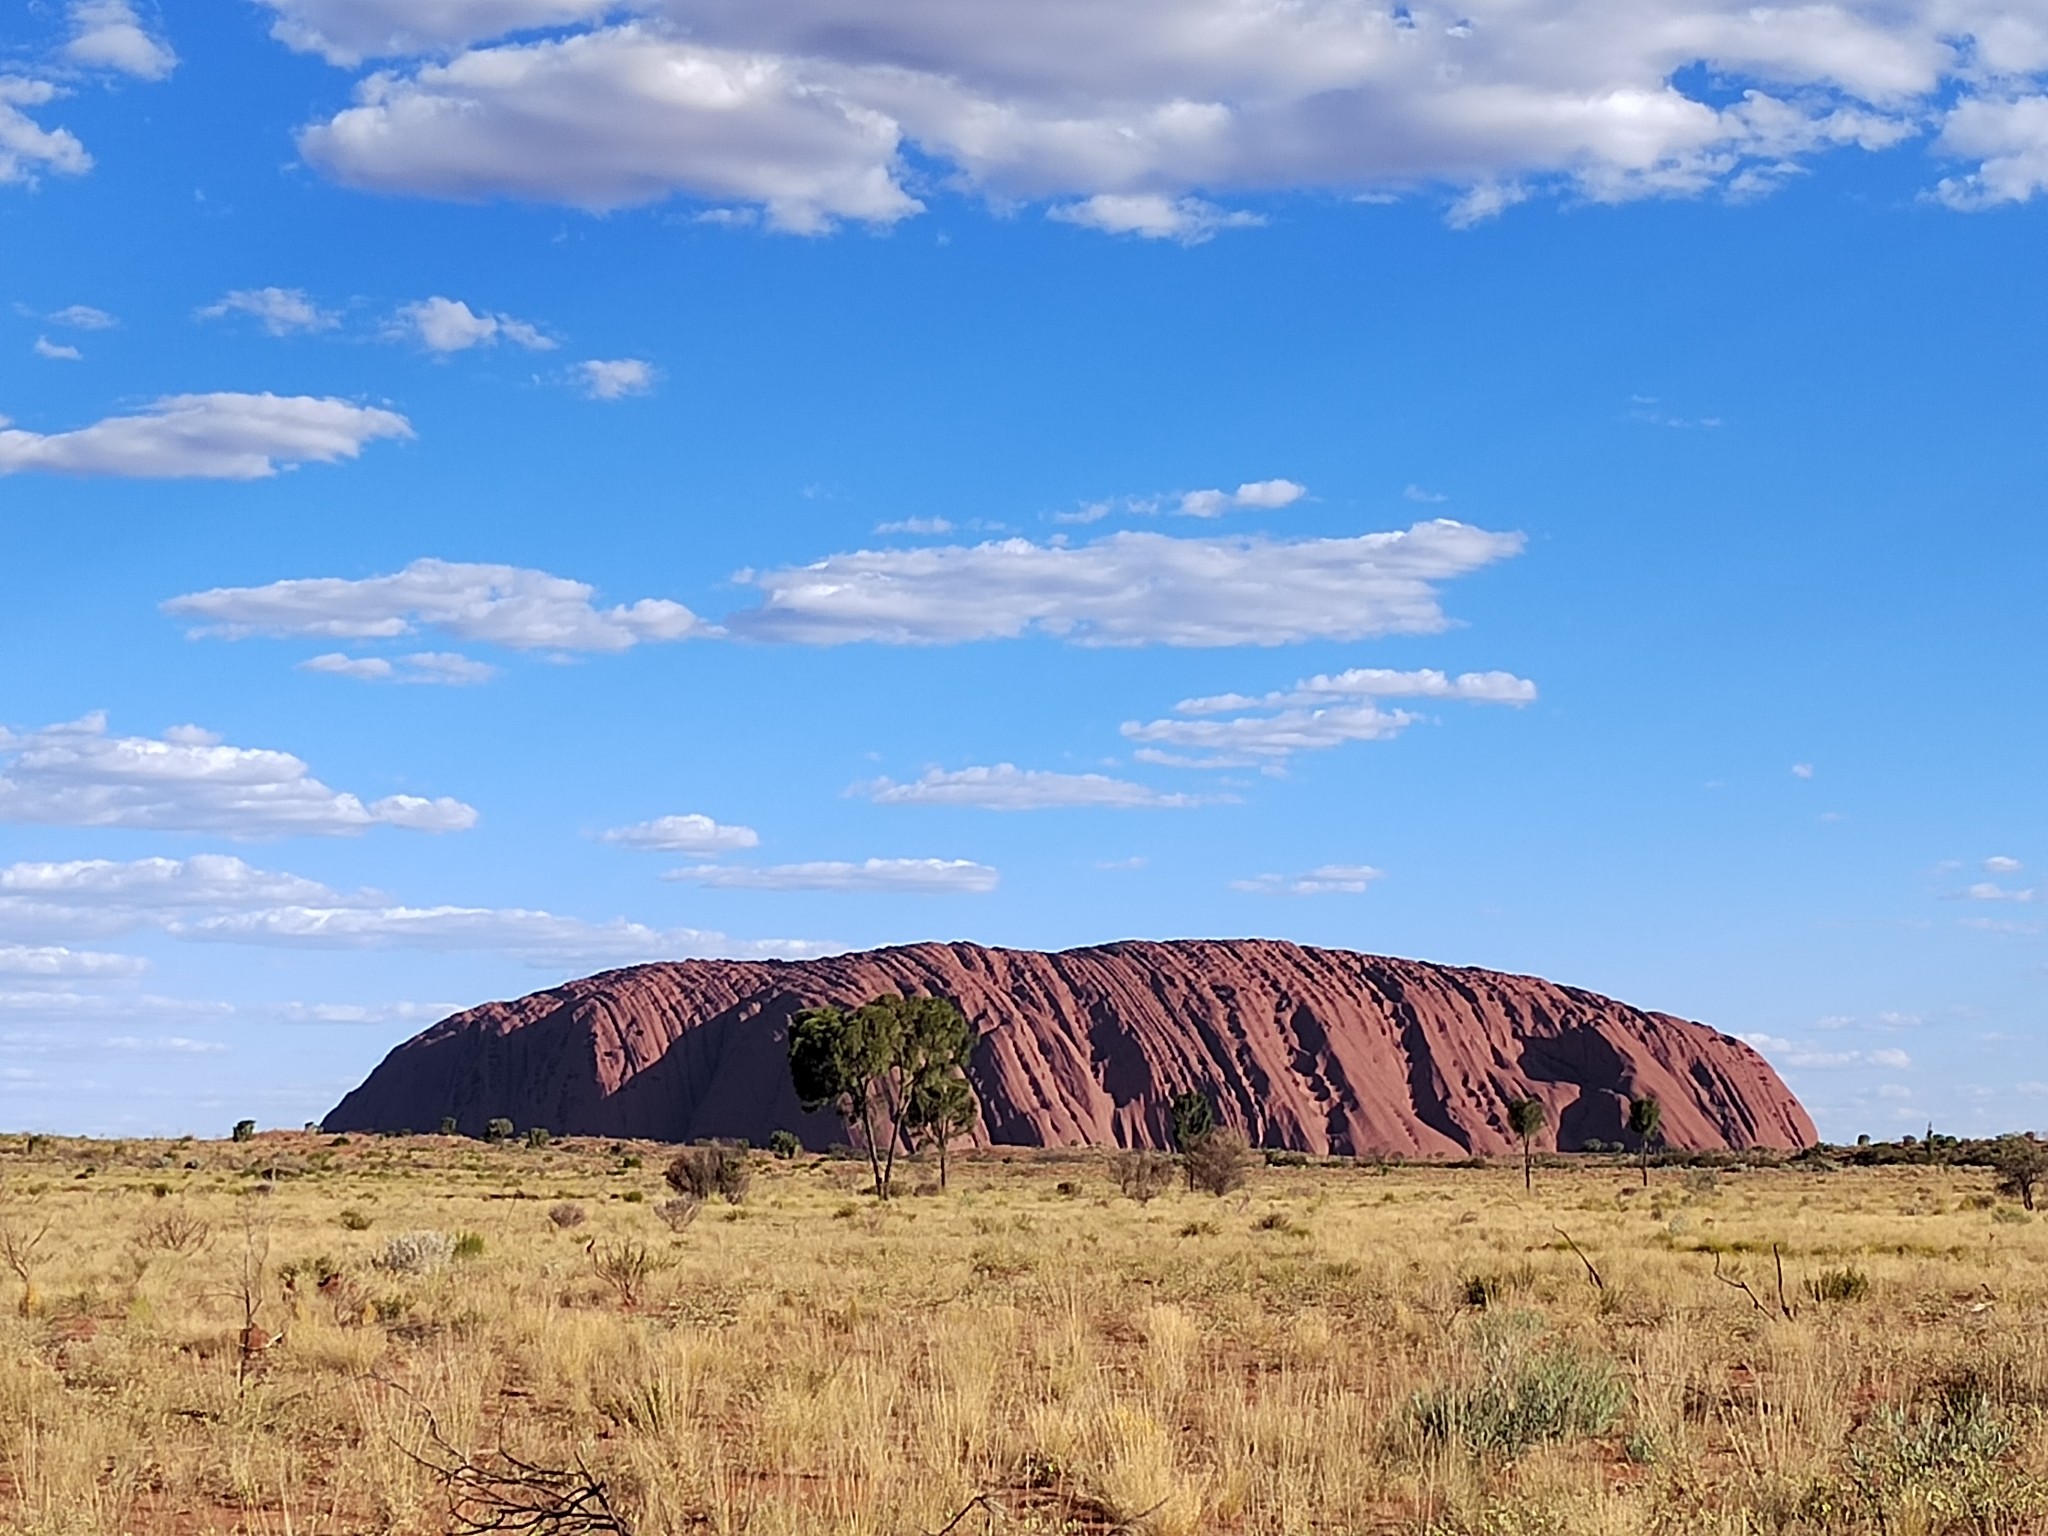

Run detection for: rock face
[[323, 940, 1814, 1155]]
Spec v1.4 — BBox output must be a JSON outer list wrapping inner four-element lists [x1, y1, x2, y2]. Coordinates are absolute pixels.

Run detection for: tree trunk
[[857, 1096, 884, 1200], [1522, 1137, 1532, 1192], [1640, 1140, 1649, 1188], [938, 1132, 949, 1191]]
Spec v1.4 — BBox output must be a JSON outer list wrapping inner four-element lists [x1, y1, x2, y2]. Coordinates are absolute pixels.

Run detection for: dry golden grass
[[0, 1133, 2044, 1534]]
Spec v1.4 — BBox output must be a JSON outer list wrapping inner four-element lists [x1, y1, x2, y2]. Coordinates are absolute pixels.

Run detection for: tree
[[789, 993, 978, 1199], [1993, 1134, 2048, 1211], [905, 1073, 977, 1190], [1184, 1127, 1258, 1196], [1627, 1095, 1663, 1188], [1506, 1096, 1546, 1192], [484, 1118, 514, 1144], [1168, 1091, 1217, 1191], [231, 1119, 256, 1143]]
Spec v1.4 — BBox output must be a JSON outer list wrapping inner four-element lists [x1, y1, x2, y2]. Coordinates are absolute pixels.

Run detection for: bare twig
[[1553, 1226, 1604, 1291], [1772, 1243, 1796, 1321], [1712, 1250, 1792, 1320], [387, 1386, 631, 1534]]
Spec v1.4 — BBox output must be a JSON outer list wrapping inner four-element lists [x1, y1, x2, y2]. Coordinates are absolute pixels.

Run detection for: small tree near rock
[[484, 1118, 514, 1144], [231, 1120, 256, 1143], [1627, 1095, 1663, 1188], [1168, 1091, 1218, 1191], [768, 1130, 802, 1160], [1506, 1097, 1546, 1192], [666, 1143, 750, 1204], [1184, 1127, 1257, 1196]]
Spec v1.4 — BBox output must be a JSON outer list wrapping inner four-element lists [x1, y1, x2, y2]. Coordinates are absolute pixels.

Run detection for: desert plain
[[0, 1133, 2042, 1535]]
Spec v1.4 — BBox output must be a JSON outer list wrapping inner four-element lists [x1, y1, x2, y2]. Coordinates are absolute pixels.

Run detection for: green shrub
[[1408, 1318, 1627, 1457], [665, 1143, 750, 1204], [439, 1117, 459, 1136], [231, 1120, 256, 1143], [453, 1232, 485, 1260], [484, 1118, 514, 1144], [1806, 1266, 1871, 1303], [1108, 1149, 1176, 1203], [525, 1127, 551, 1149], [338, 1208, 371, 1232], [768, 1130, 802, 1159], [1184, 1127, 1257, 1196]]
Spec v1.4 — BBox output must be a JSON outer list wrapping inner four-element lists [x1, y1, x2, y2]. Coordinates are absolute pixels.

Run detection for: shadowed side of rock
[[323, 939, 1815, 1154]]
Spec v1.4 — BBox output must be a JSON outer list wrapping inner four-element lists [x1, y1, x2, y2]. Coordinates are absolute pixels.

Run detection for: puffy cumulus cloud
[[1231, 863, 1385, 895], [176, 903, 831, 963], [861, 763, 1214, 811], [298, 26, 924, 233], [65, 0, 178, 80], [198, 288, 341, 336], [298, 651, 498, 685], [165, 557, 708, 652], [577, 358, 655, 398], [0, 854, 365, 940], [393, 295, 553, 352], [1935, 95, 2048, 206], [729, 521, 1521, 647], [1049, 193, 1261, 242], [0, 78, 92, 186], [0, 944, 146, 979], [0, 393, 411, 479], [666, 857, 999, 893], [1177, 479, 1306, 517], [600, 813, 759, 854], [0, 715, 476, 838], [260, 0, 2048, 228], [1124, 666, 1535, 768]]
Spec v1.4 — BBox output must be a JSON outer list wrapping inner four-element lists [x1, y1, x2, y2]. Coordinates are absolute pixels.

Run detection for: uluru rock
[[323, 939, 1814, 1155]]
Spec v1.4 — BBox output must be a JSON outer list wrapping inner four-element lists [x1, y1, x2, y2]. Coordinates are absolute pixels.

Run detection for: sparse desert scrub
[[0, 1136, 2043, 1532]]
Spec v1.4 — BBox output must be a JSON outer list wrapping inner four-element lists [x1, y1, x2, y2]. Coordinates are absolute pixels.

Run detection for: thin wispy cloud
[[166, 559, 708, 652], [199, 287, 341, 335], [0, 393, 410, 479], [730, 521, 1522, 647], [861, 763, 1214, 811], [666, 858, 999, 893], [1124, 667, 1536, 769]]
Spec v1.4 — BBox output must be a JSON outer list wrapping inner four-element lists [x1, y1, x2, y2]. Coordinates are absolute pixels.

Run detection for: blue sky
[[4, 0, 2048, 1141]]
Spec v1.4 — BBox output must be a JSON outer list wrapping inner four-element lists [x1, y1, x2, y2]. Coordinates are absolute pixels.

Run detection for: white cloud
[[1177, 479, 1306, 517], [33, 338, 81, 361], [1232, 863, 1385, 895], [0, 852, 826, 965], [299, 651, 498, 685], [175, 903, 830, 963], [1967, 881, 2037, 903], [1986, 855, 2023, 873], [875, 517, 954, 535], [600, 813, 759, 853], [64, 0, 178, 80], [1049, 194, 1262, 242], [861, 763, 1213, 811], [0, 715, 477, 838], [1404, 484, 1448, 503], [577, 358, 655, 398], [394, 295, 554, 352], [103, 1035, 225, 1054], [166, 557, 707, 652], [0, 393, 411, 479], [260, 1, 2033, 229], [299, 27, 922, 233], [729, 520, 1521, 647], [0, 945, 145, 979], [1792, 762, 1815, 778], [0, 78, 92, 186], [1738, 1032, 1914, 1070], [667, 857, 999, 893], [199, 287, 341, 336], [48, 305, 115, 330], [1124, 666, 1536, 768]]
